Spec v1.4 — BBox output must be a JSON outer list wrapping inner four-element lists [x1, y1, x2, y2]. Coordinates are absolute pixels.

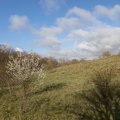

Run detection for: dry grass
[[0, 55, 120, 120]]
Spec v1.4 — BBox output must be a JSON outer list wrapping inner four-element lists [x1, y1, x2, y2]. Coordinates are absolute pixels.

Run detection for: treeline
[[0, 44, 81, 70]]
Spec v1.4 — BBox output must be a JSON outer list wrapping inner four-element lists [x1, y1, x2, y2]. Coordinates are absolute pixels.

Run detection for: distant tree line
[[0, 44, 81, 69]]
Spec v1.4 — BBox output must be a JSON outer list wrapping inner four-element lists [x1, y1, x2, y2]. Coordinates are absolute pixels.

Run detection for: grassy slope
[[32, 55, 120, 120], [1, 55, 120, 120]]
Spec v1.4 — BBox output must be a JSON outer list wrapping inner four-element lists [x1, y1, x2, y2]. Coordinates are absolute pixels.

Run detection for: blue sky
[[1, 0, 120, 59]]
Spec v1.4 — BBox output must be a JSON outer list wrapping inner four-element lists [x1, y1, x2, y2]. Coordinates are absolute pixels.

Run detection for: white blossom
[[6, 52, 45, 89]]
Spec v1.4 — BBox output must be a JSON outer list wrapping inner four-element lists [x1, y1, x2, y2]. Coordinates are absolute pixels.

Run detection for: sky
[[0, 0, 120, 59]]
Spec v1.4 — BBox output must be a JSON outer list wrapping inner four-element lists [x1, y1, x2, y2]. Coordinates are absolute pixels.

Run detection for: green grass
[[0, 55, 120, 120]]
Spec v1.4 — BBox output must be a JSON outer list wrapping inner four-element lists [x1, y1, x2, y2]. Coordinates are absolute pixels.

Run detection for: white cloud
[[15, 47, 23, 52], [94, 4, 120, 20], [35, 26, 62, 37], [42, 48, 82, 60], [9, 4, 120, 59], [78, 42, 98, 52], [39, 0, 65, 13], [69, 26, 120, 57], [57, 17, 81, 30], [35, 37, 62, 50], [33, 26, 63, 50], [56, 6, 102, 32], [9, 15, 29, 30], [67, 6, 96, 22]]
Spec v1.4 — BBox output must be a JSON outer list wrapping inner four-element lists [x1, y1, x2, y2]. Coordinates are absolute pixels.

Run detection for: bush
[[102, 51, 111, 57], [81, 68, 120, 120], [73, 67, 120, 120], [6, 52, 44, 96]]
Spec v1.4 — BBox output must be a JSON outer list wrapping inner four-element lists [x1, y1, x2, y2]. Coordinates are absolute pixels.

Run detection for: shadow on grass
[[0, 88, 9, 98], [51, 67, 120, 120], [25, 83, 66, 97], [34, 83, 66, 94], [51, 88, 120, 120]]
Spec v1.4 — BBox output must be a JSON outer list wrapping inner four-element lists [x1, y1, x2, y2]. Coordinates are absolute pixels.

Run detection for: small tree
[[6, 52, 44, 97], [5, 52, 45, 118], [102, 51, 111, 57], [70, 59, 79, 64]]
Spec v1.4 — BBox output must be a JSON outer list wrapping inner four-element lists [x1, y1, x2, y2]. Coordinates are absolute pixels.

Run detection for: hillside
[[0, 54, 120, 120], [29, 55, 120, 119]]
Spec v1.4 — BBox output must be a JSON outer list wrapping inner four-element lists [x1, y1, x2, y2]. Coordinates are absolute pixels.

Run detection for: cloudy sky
[[1, 0, 120, 59]]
